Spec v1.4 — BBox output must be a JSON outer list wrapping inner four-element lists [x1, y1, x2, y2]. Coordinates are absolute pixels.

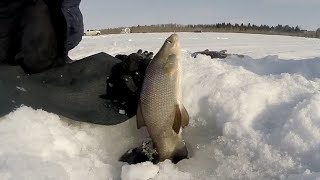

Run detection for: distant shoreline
[[99, 23, 320, 39]]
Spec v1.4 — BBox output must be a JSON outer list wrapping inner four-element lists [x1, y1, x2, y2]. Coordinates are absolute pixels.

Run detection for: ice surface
[[1, 32, 320, 179]]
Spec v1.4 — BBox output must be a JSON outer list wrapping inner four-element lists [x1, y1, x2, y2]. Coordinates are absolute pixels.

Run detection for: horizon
[[80, 0, 320, 31], [93, 22, 313, 31]]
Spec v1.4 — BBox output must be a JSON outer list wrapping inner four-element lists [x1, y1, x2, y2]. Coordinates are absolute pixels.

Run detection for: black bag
[[104, 51, 153, 118]]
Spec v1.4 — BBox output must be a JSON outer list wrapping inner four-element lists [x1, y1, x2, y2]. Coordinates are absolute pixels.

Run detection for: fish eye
[[167, 40, 172, 44]]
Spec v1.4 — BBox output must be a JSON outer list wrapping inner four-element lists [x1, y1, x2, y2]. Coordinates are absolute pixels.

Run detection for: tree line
[[100, 23, 320, 38]]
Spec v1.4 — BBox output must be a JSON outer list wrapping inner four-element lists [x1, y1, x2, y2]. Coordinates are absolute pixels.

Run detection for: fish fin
[[136, 102, 145, 129], [164, 55, 178, 75], [180, 103, 189, 127], [173, 104, 182, 134]]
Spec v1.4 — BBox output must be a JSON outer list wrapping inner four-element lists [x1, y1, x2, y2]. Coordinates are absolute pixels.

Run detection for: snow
[[1, 32, 320, 179], [121, 162, 159, 180]]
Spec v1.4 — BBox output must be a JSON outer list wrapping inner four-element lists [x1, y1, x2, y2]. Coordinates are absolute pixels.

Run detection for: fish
[[136, 33, 189, 163]]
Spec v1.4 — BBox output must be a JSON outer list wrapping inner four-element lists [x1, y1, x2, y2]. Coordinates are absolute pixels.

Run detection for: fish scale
[[141, 63, 177, 135]]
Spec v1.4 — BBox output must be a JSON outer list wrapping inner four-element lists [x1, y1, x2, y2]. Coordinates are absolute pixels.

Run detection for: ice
[[1, 32, 320, 179]]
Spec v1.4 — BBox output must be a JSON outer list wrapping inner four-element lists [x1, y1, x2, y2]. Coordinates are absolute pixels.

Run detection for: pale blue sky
[[80, 0, 320, 31]]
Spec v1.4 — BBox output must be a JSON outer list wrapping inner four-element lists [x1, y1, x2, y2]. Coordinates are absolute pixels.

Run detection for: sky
[[80, 0, 320, 31]]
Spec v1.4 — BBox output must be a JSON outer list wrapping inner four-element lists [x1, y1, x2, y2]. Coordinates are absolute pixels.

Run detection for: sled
[[0, 52, 130, 125]]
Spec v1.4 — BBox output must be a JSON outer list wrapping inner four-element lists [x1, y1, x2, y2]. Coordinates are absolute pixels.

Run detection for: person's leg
[[0, 7, 12, 64], [43, 0, 67, 64], [61, 0, 83, 53], [0, 1, 25, 65], [16, 0, 59, 74]]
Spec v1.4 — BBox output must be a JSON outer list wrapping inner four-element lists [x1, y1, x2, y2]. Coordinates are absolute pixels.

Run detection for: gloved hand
[[122, 75, 138, 92]]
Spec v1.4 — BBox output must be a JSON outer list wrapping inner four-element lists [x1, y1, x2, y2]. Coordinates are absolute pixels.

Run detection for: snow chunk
[[121, 162, 159, 180], [154, 160, 192, 180]]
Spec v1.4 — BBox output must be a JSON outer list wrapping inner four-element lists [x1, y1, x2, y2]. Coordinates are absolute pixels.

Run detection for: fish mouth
[[166, 33, 179, 44]]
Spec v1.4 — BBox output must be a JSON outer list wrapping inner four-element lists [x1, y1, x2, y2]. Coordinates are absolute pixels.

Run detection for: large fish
[[136, 34, 189, 163]]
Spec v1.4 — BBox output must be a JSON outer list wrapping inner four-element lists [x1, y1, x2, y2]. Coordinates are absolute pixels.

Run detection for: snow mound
[[0, 106, 119, 180]]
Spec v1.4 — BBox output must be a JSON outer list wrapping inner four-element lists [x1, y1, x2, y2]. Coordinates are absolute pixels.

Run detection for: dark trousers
[[0, 0, 66, 74]]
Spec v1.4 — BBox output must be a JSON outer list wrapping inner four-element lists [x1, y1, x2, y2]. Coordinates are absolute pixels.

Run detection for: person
[[0, 0, 83, 74]]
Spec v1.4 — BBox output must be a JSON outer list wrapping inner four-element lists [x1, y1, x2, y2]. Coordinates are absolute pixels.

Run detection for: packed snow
[[1, 32, 320, 180]]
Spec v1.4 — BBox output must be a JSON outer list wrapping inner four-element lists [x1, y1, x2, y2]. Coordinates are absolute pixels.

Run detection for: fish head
[[155, 33, 181, 62]]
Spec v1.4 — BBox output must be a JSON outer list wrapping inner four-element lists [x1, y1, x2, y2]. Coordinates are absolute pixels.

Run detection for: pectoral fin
[[164, 55, 178, 75], [180, 104, 189, 127], [173, 104, 182, 134], [172, 103, 190, 134], [136, 102, 145, 129]]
